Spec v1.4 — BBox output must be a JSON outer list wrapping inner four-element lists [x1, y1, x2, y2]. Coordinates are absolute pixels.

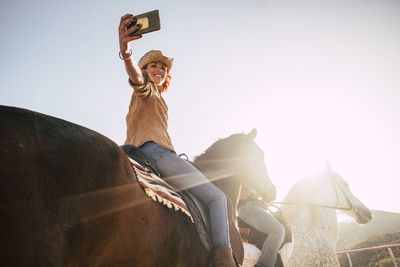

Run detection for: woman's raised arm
[[118, 14, 144, 85]]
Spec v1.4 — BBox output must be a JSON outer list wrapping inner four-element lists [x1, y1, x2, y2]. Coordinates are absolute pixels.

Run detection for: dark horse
[[0, 105, 274, 266]]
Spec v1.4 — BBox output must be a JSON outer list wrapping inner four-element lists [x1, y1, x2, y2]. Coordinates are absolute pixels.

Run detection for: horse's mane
[[192, 133, 250, 172], [285, 171, 335, 202], [283, 171, 336, 225], [191, 133, 259, 223], [194, 134, 245, 160]]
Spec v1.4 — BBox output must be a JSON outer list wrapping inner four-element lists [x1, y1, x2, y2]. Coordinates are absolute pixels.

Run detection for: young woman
[[118, 14, 236, 267]]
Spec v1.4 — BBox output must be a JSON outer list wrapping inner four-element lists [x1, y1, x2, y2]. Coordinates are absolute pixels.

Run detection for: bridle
[[270, 175, 354, 211], [330, 175, 354, 211]]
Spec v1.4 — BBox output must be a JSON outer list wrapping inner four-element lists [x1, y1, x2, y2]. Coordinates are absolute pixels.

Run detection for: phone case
[[128, 10, 161, 36]]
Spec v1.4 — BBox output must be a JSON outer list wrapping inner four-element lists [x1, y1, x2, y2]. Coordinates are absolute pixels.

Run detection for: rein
[[268, 175, 355, 211], [269, 201, 353, 211]]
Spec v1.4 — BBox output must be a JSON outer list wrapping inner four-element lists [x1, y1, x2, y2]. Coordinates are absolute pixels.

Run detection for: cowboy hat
[[138, 50, 174, 73]]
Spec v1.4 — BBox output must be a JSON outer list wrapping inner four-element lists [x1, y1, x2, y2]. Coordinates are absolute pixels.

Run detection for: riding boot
[[212, 246, 236, 267]]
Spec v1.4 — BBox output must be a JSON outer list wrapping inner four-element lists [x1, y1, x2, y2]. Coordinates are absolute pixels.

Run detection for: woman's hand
[[119, 14, 142, 55]]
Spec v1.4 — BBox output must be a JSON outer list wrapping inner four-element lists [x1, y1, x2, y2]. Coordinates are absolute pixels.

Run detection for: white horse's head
[[283, 169, 372, 224], [326, 171, 372, 224]]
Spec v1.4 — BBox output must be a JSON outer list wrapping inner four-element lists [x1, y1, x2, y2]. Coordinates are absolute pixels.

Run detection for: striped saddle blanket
[[128, 157, 194, 222]]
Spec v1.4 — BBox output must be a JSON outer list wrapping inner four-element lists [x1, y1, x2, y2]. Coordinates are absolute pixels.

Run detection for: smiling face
[[145, 62, 168, 86]]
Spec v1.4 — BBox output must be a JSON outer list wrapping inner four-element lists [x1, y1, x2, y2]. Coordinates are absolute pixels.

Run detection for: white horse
[[242, 169, 372, 267], [279, 169, 372, 267]]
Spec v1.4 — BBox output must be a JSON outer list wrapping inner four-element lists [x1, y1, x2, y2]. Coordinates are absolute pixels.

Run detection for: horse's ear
[[325, 159, 332, 172], [247, 128, 257, 140]]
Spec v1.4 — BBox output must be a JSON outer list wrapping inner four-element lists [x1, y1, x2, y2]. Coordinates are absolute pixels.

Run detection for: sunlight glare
[[254, 96, 372, 203]]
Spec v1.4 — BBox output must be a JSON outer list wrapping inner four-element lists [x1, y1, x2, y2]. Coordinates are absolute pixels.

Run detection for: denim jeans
[[140, 141, 230, 248], [238, 203, 285, 267]]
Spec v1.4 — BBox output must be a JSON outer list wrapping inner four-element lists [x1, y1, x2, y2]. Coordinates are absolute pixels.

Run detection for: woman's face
[[145, 62, 168, 86]]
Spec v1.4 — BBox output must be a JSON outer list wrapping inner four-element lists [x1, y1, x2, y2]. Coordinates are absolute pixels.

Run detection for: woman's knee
[[209, 185, 227, 205], [200, 183, 227, 208]]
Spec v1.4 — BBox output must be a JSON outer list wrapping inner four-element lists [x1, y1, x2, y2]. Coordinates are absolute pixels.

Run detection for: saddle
[[121, 145, 160, 177], [121, 144, 213, 253]]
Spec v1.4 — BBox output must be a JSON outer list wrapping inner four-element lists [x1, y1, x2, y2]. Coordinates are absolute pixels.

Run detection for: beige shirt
[[124, 71, 175, 152]]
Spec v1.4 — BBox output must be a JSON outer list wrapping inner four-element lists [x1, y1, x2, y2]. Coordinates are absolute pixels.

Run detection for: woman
[[118, 14, 236, 267], [238, 185, 284, 267]]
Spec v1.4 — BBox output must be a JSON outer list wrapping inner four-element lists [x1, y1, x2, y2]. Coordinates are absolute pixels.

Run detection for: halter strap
[[330, 176, 353, 211]]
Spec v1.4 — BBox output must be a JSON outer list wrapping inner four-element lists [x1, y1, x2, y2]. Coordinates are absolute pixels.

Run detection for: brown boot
[[212, 246, 236, 267]]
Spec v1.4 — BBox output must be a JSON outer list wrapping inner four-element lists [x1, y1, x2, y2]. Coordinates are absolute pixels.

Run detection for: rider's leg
[[238, 203, 285, 267], [140, 142, 235, 266]]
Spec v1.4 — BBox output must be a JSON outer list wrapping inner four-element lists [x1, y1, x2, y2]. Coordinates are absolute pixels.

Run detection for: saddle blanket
[[128, 157, 194, 222]]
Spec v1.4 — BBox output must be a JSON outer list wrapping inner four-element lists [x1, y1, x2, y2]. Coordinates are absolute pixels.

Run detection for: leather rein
[[269, 177, 354, 211]]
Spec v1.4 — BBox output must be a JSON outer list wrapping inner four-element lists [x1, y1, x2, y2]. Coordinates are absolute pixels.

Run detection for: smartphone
[[127, 10, 161, 36]]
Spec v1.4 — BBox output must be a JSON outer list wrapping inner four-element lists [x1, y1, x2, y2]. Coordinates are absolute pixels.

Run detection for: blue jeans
[[238, 203, 285, 267], [140, 141, 230, 249]]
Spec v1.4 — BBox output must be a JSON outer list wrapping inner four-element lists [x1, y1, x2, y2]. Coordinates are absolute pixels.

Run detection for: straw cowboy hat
[[138, 50, 174, 73]]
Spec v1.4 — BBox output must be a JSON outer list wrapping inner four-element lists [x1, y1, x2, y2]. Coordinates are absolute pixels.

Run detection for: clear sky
[[1, 0, 399, 215]]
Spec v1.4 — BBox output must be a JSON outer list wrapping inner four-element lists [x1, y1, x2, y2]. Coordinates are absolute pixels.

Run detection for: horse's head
[[233, 129, 276, 201], [283, 170, 372, 225], [328, 172, 372, 224], [193, 129, 275, 201]]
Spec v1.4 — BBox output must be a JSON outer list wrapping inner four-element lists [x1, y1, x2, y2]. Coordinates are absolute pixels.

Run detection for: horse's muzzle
[[354, 206, 372, 224]]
